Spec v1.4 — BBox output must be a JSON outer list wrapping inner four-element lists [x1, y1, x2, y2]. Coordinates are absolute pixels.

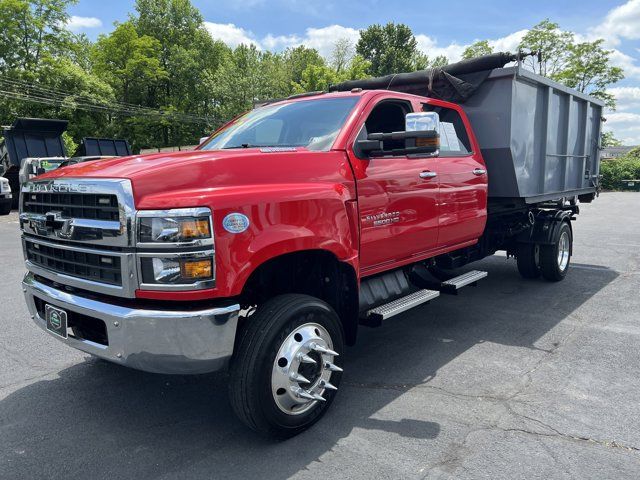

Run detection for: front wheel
[[539, 222, 572, 281], [228, 294, 344, 438]]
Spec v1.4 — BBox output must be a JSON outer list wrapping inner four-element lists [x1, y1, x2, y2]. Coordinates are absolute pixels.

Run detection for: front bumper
[[22, 273, 240, 374]]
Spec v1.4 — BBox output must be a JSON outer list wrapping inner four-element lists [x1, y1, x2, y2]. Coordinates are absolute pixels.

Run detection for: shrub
[[600, 150, 640, 190]]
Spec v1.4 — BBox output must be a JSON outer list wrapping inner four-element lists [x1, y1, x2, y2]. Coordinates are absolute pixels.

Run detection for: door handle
[[473, 168, 487, 175], [419, 171, 437, 179]]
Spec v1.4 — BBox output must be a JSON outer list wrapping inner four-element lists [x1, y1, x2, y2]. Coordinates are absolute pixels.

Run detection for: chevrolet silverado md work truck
[[19, 53, 603, 438]]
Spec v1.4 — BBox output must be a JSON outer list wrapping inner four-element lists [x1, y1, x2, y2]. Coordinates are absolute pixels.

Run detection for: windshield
[[200, 96, 359, 152]]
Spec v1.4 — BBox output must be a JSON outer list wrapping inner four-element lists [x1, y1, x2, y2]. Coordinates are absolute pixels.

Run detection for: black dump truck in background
[[0, 118, 68, 208], [0, 117, 132, 209]]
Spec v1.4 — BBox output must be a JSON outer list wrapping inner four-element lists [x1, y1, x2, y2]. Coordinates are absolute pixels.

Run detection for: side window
[[363, 100, 412, 151], [422, 105, 472, 156]]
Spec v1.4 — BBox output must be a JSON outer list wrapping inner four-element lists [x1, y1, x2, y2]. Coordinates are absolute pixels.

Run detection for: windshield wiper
[[221, 144, 302, 150], [222, 143, 256, 149]]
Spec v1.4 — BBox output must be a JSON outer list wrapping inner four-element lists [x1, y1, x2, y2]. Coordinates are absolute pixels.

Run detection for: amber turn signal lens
[[416, 137, 440, 148], [180, 219, 210, 239], [180, 259, 213, 279]]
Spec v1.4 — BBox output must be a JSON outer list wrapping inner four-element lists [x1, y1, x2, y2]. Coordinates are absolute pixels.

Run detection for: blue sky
[[69, 0, 640, 144]]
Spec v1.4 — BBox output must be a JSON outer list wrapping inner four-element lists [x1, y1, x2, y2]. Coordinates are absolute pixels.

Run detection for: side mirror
[[355, 139, 382, 155], [357, 112, 441, 158]]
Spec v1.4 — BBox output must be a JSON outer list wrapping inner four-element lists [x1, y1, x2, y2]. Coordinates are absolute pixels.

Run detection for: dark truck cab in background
[[18, 53, 603, 438]]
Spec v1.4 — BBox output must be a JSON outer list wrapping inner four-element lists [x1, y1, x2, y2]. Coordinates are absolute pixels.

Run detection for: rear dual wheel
[[516, 222, 572, 282], [229, 294, 344, 439], [539, 222, 572, 281]]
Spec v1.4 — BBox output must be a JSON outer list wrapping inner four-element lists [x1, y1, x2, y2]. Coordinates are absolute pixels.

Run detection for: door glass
[[423, 105, 471, 156]]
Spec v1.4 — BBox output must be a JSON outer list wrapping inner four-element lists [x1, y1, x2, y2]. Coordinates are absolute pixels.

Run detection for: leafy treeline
[[0, 0, 625, 152], [600, 149, 640, 189]]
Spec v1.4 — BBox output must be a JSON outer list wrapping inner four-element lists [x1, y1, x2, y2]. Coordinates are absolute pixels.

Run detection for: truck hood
[[38, 148, 354, 208]]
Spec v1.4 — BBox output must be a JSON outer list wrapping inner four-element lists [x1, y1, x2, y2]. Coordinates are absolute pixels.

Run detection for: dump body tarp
[[329, 52, 518, 103]]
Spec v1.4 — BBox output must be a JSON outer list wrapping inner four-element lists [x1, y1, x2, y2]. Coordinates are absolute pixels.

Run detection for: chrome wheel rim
[[557, 231, 570, 271], [271, 322, 341, 415]]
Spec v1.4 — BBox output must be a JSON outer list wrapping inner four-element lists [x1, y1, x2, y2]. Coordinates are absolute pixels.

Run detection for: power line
[[0, 75, 215, 123]]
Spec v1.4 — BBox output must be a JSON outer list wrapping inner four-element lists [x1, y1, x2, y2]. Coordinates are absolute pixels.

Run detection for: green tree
[[429, 55, 449, 68], [283, 46, 325, 88], [92, 22, 166, 103], [553, 40, 624, 108], [462, 40, 493, 59], [356, 22, 421, 76], [601, 131, 622, 148], [0, 0, 75, 71], [518, 20, 574, 77], [330, 38, 354, 74], [294, 64, 338, 93], [132, 0, 225, 145]]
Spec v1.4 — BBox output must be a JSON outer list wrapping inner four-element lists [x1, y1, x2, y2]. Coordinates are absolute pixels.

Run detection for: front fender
[[137, 183, 359, 299]]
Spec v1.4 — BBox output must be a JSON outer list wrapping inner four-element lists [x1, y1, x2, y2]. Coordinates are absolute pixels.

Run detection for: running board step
[[440, 270, 487, 294], [361, 289, 440, 327]]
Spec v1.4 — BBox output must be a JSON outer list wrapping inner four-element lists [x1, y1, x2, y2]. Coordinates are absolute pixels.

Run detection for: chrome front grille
[[20, 179, 134, 249], [25, 239, 122, 286], [20, 179, 137, 297], [23, 192, 119, 221]]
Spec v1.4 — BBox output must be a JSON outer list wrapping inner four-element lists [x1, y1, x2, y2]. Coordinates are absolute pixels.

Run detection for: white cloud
[[261, 34, 301, 51], [300, 25, 360, 58], [66, 15, 102, 32], [489, 30, 528, 53], [204, 22, 260, 48], [608, 48, 640, 80], [589, 0, 640, 46], [603, 112, 640, 145], [205, 23, 359, 58], [415, 30, 527, 64], [415, 35, 466, 62], [608, 87, 640, 110]]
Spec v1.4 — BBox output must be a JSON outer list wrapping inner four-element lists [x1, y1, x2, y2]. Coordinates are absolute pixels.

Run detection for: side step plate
[[362, 289, 440, 327], [440, 270, 487, 295]]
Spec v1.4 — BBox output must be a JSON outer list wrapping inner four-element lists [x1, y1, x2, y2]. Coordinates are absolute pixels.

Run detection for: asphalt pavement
[[1, 193, 639, 479]]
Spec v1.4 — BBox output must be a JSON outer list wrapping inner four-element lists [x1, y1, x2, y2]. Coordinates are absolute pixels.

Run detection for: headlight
[[137, 208, 213, 245], [136, 208, 215, 289]]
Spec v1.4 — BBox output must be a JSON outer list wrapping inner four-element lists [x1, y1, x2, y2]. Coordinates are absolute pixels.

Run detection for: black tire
[[427, 265, 456, 281], [228, 294, 344, 439], [0, 202, 11, 215], [539, 222, 572, 282], [516, 242, 540, 279]]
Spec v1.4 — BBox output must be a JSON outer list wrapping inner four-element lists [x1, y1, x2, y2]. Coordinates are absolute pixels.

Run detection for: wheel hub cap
[[271, 323, 341, 415], [557, 231, 570, 271]]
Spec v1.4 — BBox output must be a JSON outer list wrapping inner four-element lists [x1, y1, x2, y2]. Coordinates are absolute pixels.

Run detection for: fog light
[[141, 255, 215, 285], [180, 259, 212, 279], [151, 257, 181, 283]]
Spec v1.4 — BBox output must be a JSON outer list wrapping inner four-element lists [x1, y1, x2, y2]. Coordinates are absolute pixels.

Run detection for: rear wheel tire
[[0, 202, 10, 215], [539, 222, 572, 282], [228, 294, 344, 439], [516, 242, 540, 279]]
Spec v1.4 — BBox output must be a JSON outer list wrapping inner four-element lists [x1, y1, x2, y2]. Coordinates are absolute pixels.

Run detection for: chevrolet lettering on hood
[[25, 182, 95, 194]]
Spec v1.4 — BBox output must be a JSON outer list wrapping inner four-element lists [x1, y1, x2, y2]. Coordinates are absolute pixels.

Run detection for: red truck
[[19, 55, 603, 438]]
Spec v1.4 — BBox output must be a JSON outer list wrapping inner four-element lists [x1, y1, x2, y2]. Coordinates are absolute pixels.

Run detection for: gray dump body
[[462, 66, 604, 202]]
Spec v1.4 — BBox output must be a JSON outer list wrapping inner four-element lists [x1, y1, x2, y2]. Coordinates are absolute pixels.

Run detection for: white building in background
[[601, 146, 637, 160]]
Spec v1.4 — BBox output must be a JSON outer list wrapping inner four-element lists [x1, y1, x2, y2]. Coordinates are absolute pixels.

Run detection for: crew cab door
[[348, 98, 440, 274], [423, 103, 488, 247]]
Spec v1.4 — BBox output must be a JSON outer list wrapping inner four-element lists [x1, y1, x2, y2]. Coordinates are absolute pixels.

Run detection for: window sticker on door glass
[[439, 122, 460, 152]]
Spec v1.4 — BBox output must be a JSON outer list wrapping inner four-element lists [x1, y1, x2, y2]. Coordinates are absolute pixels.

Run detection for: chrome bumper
[[22, 273, 240, 374]]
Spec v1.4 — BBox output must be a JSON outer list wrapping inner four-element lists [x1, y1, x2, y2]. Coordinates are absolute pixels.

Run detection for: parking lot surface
[[1, 192, 639, 479]]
